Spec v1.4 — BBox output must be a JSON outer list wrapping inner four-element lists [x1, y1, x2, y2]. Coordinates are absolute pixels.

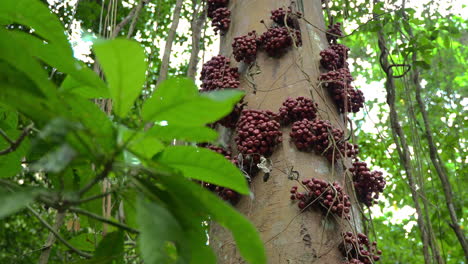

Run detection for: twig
[[156, 0, 184, 86], [39, 211, 66, 264], [68, 207, 139, 234], [374, 1, 433, 262], [127, 0, 151, 38], [0, 123, 33, 155], [28, 206, 92, 259], [187, 0, 207, 79], [66, 190, 115, 205], [111, 0, 151, 38], [407, 11, 468, 261], [78, 159, 114, 197]]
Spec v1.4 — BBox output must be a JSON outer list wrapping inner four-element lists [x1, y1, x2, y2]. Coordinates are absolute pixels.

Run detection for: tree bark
[[187, 0, 207, 79], [210, 1, 361, 263], [157, 0, 184, 86]]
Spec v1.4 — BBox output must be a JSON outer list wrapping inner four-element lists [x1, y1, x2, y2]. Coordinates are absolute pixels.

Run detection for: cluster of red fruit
[[340, 232, 382, 263], [207, 0, 229, 18], [320, 44, 349, 70], [326, 22, 343, 44], [270, 7, 302, 29], [201, 56, 242, 128], [290, 119, 358, 161], [290, 178, 351, 219], [200, 55, 240, 92], [349, 160, 386, 206], [278, 96, 318, 125], [211, 8, 231, 35], [259, 26, 302, 57], [342, 259, 365, 264], [203, 145, 240, 203], [232, 31, 258, 64], [319, 68, 364, 113], [235, 109, 282, 163]]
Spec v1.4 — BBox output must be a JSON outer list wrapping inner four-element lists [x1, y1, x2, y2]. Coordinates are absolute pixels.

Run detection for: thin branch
[[28, 206, 92, 259], [156, 0, 184, 86], [39, 211, 66, 264], [78, 159, 114, 197], [0, 129, 14, 144], [0, 123, 33, 155], [66, 190, 115, 205], [127, 0, 151, 38], [111, 0, 150, 39], [407, 15, 468, 262], [187, 0, 207, 79], [373, 1, 433, 263], [69, 207, 139, 234]]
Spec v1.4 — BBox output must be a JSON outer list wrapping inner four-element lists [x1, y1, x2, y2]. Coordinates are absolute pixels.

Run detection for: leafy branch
[[27, 206, 92, 259], [68, 207, 139, 234], [0, 123, 33, 155]]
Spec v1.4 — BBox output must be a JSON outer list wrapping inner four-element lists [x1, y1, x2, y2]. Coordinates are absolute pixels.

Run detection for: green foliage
[[0, 188, 38, 219], [328, 0, 467, 262], [93, 39, 147, 118], [154, 146, 249, 194], [0, 0, 265, 263]]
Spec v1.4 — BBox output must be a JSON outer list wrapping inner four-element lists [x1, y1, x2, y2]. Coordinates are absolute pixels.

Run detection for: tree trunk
[[210, 1, 361, 263], [157, 0, 184, 86]]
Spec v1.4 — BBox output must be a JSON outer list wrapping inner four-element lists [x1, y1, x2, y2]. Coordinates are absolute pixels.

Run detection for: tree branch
[[111, 0, 151, 39], [407, 14, 468, 262], [156, 0, 184, 86], [187, 0, 207, 79], [373, 1, 433, 263], [68, 207, 139, 234], [0, 123, 33, 155], [28, 206, 92, 259], [78, 159, 114, 197], [39, 211, 66, 264], [127, 0, 150, 38]]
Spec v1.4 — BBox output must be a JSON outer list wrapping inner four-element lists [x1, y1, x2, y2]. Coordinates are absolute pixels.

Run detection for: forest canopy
[[0, 0, 466, 263]]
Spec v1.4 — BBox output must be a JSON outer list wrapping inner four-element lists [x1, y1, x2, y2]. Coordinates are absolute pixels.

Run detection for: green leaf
[[137, 197, 183, 264], [147, 125, 218, 142], [200, 89, 244, 105], [93, 39, 147, 118], [143, 166, 266, 264], [60, 75, 109, 99], [92, 231, 124, 264], [67, 233, 101, 252], [154, 146, 249, 194], [0, 30, 57, 98], [0, 105, 18, 129], [0, 188, 38, 219], [122, 191, 138, 228], [414, 60, 431, 70], [142, 78, 242, 126], [31, 144, 77, 173], [61, 96, 116, 153], [134, 177, 216, 264], [0, 0, 72, 52], [4, 30, 108, 98], [122, 129, 164, 159], [0, 129, 29, 178]]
